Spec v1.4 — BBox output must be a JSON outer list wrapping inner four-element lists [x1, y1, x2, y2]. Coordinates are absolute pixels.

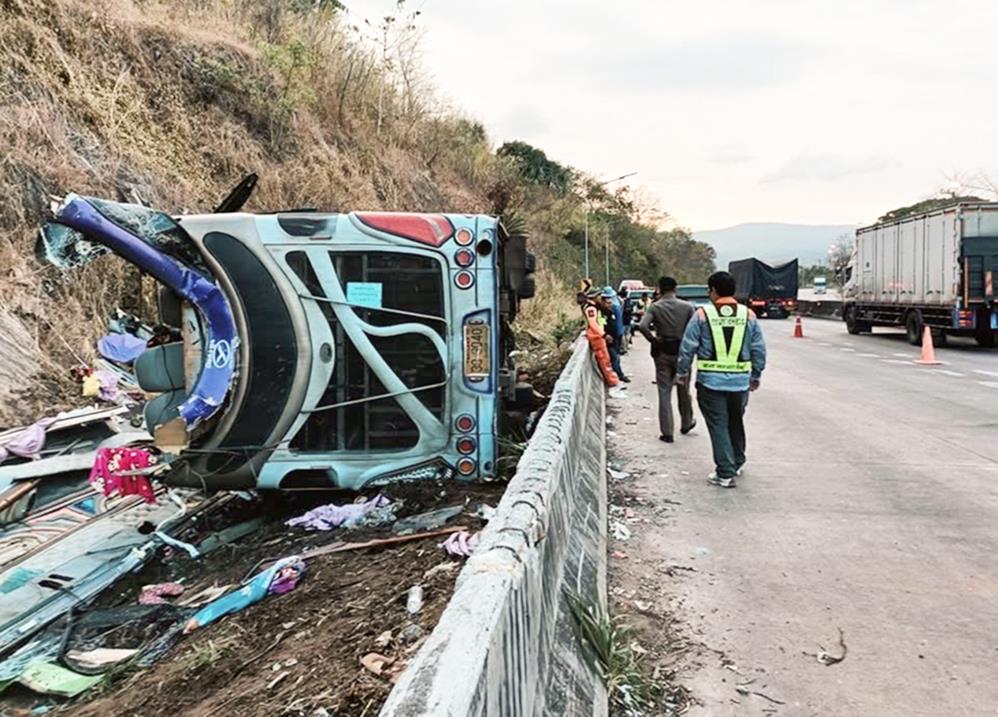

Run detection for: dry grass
[[0, 0, 515, 426]]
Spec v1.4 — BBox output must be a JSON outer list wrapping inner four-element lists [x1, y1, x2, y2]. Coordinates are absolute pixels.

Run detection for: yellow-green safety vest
[[698, 303, 752, 373]]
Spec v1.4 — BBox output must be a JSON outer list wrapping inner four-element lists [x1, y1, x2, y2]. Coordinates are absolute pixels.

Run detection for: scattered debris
[[360, 652, 395, 676], [608, 467, 632, 481], [184, 556, 306, 633], [399, 624, 424, 644], [139, 581, 185, 605], [805, 627, 848, 666], [439, 530, 479, 557], [374, 631, 393, 648], [393, 503, 464, 535], [476, 503, 497, 522], [285, 494, 392, 531], [10, 661, 102, 697], [612, 550, 629, 559], [406, 585, 424, 614], [423, 561, 460, 580], [97, 332, 148, 364], [610, 520, 632, 541], [89, 446, 158, 503], [736, 685, 786, 705]]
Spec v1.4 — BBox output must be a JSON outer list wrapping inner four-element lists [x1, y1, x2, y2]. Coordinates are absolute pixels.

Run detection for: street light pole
[[583, 171, 636, 288]]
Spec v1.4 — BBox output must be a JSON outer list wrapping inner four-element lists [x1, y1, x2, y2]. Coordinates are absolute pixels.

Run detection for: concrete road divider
[[380, 338, 609, 716]]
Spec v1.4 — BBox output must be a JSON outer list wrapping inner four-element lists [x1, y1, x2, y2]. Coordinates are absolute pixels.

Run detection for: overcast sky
[[354, 0, 998, 230]]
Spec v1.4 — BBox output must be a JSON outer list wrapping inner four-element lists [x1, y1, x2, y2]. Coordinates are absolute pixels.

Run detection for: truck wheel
[[905, 312, 923, 346], [845, 306, 869, 335], [976, 332, 996, 348]]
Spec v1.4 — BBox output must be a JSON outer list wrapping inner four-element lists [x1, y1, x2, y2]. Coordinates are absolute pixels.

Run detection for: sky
[[351, 0, 998, 230]]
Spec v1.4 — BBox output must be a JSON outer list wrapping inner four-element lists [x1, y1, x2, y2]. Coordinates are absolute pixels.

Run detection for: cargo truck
[[842, 203, 998, 346], [728, 258, 799, 318]]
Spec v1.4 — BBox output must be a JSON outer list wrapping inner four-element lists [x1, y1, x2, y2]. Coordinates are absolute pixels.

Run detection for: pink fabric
[[439, 531, 479, 558], [138, 582, 185, 605], [0, 417, 57, 462], [88, 447, 157, 503]]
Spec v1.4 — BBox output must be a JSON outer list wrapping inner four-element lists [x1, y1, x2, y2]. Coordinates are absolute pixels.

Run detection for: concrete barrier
[[380, 338, 608, 717]]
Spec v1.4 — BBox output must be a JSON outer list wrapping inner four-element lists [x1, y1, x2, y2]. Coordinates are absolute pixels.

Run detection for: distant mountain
[[693, 222, 858, 269]]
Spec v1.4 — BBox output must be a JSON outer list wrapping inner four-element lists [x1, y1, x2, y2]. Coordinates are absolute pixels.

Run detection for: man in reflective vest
[[676, 271, 767, 488]]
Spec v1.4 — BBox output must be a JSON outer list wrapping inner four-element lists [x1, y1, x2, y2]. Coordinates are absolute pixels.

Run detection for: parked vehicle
[[842, 202, 998, 346], [814, 276, 827, 294], [39, 191, 535, 490], [621, 286, 654, 351], [728, 258, 799, 318], [618, 279, 648, 295], [677, 284, 711, 307]]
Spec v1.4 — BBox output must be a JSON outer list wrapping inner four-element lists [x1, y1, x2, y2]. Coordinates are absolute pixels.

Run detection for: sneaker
[[620, 375, 631, 383], [707, 472, 736, 488], [736, 463, 745, 477], [681, 419, 697, 435], [659, 434, 674, 443]]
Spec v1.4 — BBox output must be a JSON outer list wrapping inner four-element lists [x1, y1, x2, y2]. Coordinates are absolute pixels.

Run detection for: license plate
[[464, 324, 490, 379]]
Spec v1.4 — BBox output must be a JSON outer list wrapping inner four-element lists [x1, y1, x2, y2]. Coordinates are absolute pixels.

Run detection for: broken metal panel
[[0, 490, 209, 656], [46, 195, 239, 429]]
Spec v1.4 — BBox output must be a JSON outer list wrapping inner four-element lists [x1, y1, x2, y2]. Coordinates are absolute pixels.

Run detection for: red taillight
[[457, 437, 476, 455], [455, 271, 475, 289], [456, 458, 476, 476], [455, 227, 473, 246], [355, 212, 454, 246], [455, 248, 475, 267], [455, 414, 475, 432]]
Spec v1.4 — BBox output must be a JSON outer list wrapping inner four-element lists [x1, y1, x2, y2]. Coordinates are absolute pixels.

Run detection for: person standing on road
[[638, 276, 696, 443], [676, 271, 766, 488], [601, 287, 630, 382], [619, 287, 633, 354]]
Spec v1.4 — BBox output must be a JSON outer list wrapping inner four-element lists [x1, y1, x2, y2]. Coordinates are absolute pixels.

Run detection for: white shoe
[[707, 472, 736, 488]]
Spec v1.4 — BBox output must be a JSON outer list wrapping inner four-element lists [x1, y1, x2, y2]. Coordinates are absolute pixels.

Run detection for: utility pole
[[584, 171, 636, 286]]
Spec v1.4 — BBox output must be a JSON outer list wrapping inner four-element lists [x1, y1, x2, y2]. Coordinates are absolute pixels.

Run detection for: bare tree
[[827, 233, 854, 295]]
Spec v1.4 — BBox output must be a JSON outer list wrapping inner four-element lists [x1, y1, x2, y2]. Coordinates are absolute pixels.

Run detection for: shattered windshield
[[38, 196, 207, 273], [85, 198, 208, 272], [37, 222, 110, 269]]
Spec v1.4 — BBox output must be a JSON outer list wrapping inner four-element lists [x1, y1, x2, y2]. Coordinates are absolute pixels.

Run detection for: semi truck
[[842, 202, 998, 346], [728, 258, 799, 318]]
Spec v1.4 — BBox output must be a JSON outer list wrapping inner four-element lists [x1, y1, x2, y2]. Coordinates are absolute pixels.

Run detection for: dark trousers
[[608, 340, 625, 379], [696, 385, 749, 479], [653, 353, 693, 437]]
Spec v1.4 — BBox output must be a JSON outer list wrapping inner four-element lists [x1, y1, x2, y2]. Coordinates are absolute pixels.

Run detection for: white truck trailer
[[843, 202, 998, 346]]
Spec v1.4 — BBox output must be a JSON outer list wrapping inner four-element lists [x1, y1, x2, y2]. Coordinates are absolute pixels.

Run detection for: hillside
[[0, 0, 720, 426], [693, 222, 857, 269]]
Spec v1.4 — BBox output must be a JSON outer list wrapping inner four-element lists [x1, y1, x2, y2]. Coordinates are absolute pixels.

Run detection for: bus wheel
[[905, 311, 923, 346]]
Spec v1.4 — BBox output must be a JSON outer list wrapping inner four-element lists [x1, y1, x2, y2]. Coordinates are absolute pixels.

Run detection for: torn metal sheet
[[43, 195, 238, 429], [0, 490, 211, 656]]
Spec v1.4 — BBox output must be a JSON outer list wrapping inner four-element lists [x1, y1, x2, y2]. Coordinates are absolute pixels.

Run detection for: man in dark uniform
[[638, 276, 696, 443]]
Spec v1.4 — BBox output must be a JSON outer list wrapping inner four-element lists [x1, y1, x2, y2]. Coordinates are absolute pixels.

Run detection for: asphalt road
[[608, 316, 998, 716]]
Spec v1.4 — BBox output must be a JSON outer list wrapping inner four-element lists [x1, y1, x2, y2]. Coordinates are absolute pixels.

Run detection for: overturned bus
[[39, 191, 535, 490]]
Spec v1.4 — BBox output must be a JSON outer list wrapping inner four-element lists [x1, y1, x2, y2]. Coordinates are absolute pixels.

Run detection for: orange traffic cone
[[793, 316, 804, 338], [915, 326, 943, 365]]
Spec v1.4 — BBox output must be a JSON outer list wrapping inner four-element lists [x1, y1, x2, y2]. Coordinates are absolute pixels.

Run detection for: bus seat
[[157, 286, 183, 328], [135, 342, 186, 392], [144, 389, 186, 431]]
